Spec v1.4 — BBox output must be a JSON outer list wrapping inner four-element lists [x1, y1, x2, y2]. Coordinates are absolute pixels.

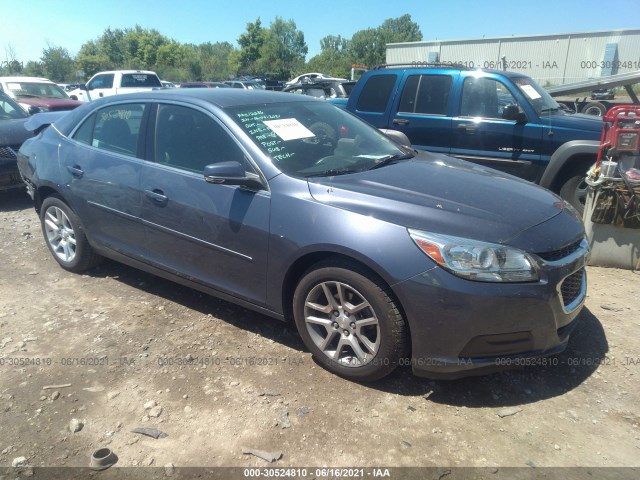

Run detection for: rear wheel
[[40, 196, 101, 272], [559, 174, 589, 216], [293, 260, 407, 381]]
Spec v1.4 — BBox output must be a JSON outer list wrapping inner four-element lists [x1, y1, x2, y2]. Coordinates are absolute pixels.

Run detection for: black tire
[[40, 196, 101, 273], [293, 260, 407, 382], [559, 174, 588, 216], [580, 102, 606, 116]]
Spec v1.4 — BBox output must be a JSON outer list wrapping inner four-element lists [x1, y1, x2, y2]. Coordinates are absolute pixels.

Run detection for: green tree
[[40, 43, 75, 82], [347, 14, 422, 67], [257, 17, 307, 79], [306, 35, 351, 79], [234, 18, 265, 75]]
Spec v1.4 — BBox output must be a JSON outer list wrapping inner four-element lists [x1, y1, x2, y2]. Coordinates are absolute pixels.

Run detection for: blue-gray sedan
[[17, 89, 588, 381]]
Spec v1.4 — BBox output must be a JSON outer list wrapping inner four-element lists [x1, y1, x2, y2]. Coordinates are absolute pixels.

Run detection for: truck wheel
[[580, 102, 606, 116], [559, 174, 588, 215]]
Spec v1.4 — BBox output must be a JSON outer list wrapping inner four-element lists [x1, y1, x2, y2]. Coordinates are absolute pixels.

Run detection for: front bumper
[[393, 240, 589, 379]]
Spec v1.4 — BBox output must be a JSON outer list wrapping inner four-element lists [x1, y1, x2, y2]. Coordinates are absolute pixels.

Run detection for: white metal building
[[386, 29, 640, 87]]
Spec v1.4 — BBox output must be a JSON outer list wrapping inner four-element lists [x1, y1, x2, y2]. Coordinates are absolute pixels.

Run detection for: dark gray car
[[17, 89, 588, 381], [0, 92, 33, 192]]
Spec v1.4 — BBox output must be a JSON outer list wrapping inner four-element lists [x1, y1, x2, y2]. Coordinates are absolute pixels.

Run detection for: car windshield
[[0, 94, 28, 119], [513, 77, 562, 115], [228, 101, 405, 178], [5, 82, 69, 99]]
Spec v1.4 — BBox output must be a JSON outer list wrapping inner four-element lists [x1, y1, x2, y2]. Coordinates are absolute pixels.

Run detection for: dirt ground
[[0, 191, 639, 476]]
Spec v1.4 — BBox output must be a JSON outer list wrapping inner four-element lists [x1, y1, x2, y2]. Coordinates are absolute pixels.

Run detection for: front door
[[450, 74, 543, 181], [140, 103, 270, 305]]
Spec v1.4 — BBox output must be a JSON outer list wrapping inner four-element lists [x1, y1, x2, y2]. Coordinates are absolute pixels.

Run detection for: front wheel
[[559, 174, 589, 216], [40, 196, 101, 272], [293, 261, 407, 382]]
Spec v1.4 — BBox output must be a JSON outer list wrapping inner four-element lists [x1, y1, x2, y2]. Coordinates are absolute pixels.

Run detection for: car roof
[[87, 88, 318, 109]]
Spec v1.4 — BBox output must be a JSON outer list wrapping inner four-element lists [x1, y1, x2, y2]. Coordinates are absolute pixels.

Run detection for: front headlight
[[408, 229, 539, 282]]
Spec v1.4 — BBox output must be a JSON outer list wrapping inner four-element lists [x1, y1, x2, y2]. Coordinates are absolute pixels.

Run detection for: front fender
[[539, 140, 600, 189]]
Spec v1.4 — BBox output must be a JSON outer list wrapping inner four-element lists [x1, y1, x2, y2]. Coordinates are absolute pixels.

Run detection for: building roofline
[[387, 28, 640, 48]]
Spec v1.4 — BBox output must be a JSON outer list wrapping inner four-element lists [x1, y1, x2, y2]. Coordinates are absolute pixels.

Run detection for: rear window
[[398, 75, 452, 115], [121, 73, 162, 88], [356, 74, 397, 113]]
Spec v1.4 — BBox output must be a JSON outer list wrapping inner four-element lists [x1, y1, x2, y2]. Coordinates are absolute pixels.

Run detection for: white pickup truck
[[68, 70, 162, 102]]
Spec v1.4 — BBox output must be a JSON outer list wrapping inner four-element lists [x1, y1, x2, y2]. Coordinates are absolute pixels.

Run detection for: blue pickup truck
[[334, 65, 604, 213]]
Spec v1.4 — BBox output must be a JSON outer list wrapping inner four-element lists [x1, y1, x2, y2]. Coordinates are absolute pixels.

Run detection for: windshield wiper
[[305, 168, 360, 178], [368, 152, 415, 170]]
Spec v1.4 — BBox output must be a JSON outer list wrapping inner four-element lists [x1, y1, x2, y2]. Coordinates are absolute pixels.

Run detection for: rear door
[[347, 73, 399, 129], [139, 103, 271, 305], [387, 72, 455, 154], [60, 102, 149, 257], [450, 73, 543, 180]]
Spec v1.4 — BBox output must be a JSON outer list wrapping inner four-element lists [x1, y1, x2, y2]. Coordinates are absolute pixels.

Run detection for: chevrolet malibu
[[17, 89, 588, 381]]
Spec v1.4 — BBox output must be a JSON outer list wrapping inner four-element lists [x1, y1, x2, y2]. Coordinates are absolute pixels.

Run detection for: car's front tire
[[293, 260, 407, 382], [40, 196, 101, 273]]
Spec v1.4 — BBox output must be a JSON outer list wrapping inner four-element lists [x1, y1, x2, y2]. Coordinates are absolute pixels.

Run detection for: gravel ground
[[0, 191, 639, 478]]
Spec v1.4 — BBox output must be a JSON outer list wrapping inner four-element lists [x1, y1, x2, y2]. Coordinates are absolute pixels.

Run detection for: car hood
[[307, 152, 575, 249], [0, 118, 32, 147], [547, 112, 604, 135], [18, 97, 82, 110]]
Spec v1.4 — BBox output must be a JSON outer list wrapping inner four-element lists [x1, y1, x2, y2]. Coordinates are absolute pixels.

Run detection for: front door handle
[[392, 118, 409, 126], [66, 165, 84, 178], [457, 124, 478, 132], [145, 189, 168, 206]]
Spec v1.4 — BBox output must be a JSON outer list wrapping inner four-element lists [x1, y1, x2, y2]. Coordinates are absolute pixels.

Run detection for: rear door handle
[[66, 165, 84, 178], [145, 189, 168, 206], [392, 119, 409, 126]]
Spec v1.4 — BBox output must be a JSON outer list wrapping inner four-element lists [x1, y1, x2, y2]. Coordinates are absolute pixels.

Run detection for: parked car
[[286, 72, 347, 86], [0, 92, 34, 191], [161, 81, 178, 89], [283, 80, 356, 99], [0, 76, 83, 114], [223, 80, 266, 90], [18, 89, 588, 381], [180, 82, 230, 89], [591, 88, 615, 100]]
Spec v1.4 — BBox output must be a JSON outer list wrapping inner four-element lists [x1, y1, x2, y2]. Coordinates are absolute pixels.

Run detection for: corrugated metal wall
[[386, 30, 640, 87]]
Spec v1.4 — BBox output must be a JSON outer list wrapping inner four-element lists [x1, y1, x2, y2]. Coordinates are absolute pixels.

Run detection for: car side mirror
[[27, 106, 41, 115], [502, 104, 527, 124], [204, 161, 263, 190], [379, 128, 411, 147]]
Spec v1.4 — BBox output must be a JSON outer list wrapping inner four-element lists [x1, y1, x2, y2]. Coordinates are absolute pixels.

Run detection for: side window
[[155, 104, 246, 174], [356, 74, 397, 113], [87, 74, 114, 90], [398, 75, 452, 115], [72, 104, 145, 156], [460, 77, 516, 119], [72, 113, 95, 145]]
